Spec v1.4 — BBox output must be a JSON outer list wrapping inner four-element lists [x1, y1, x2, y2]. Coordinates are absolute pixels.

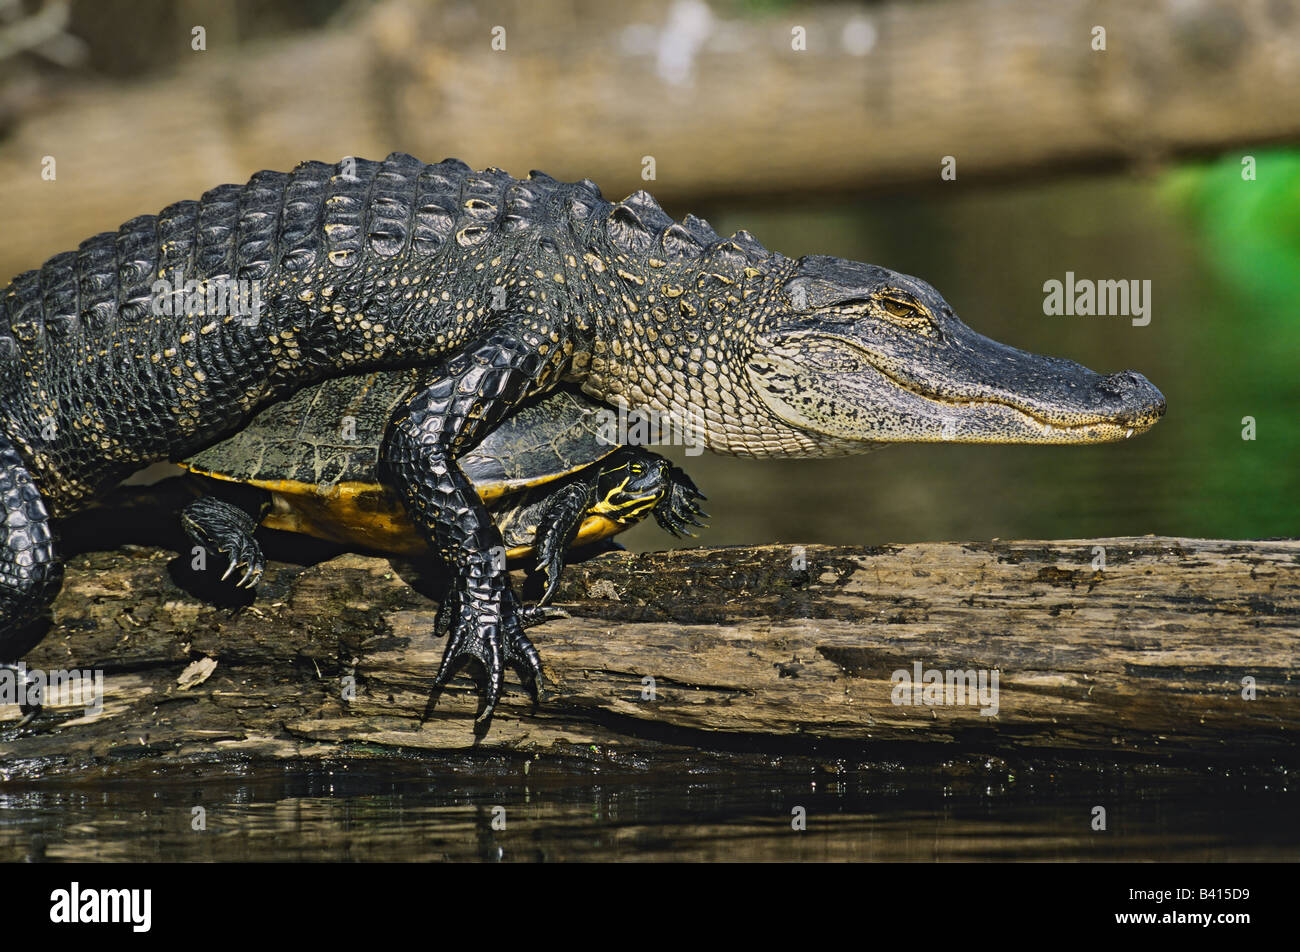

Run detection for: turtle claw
[[537, 556, 565, 606], [520, 604, 568, 627], [181, 497, 266, 590], [653, 464, 709, 539], [235, 560, 265, 589], [220, 542, 265, 589]]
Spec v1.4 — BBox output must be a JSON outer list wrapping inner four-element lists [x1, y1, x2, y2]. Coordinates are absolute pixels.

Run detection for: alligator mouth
[[865, 360, 1165, 440], [750, 335, 1166, 446]]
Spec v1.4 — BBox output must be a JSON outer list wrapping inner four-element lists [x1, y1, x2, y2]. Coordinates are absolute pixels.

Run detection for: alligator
[[0, 153, 1165, 722]]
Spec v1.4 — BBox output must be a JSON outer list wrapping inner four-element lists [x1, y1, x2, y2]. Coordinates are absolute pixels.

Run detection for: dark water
[[1, 755, 1294, 862]]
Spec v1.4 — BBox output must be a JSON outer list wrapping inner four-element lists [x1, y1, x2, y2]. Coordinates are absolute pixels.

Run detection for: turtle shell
[[184, 369, 621, 496], [181, 370, 626, 556]]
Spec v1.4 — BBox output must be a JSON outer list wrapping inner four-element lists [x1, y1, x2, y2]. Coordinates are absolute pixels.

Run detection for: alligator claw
[[504, 624, 544, 704], [426, 590, 548, 725]]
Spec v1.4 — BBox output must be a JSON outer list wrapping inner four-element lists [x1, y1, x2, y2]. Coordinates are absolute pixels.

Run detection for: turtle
[[176, 368, 707, 609]]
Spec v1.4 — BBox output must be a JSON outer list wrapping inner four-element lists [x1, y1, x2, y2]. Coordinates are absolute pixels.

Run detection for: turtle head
[[591, 450, 670, 522], [743, 255, 1166, 454]]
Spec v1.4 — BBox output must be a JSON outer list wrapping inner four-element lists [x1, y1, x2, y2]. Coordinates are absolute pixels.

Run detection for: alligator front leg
[[380, 328, 568, 725], [0, 436, 62, 661]]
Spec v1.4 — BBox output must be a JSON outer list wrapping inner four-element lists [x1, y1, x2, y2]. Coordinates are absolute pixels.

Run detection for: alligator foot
[[421, 589, 545, 727], [433, 588, 567, 639]]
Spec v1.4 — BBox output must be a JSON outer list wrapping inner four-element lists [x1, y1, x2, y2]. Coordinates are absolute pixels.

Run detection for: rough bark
[[3, 525, 1296, 776]]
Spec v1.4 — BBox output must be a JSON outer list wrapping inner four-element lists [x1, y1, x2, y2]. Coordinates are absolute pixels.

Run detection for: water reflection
[[1, 756, 1293, 862]]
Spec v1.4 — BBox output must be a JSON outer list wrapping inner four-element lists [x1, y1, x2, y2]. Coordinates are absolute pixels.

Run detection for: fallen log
[[2, 516, 1296, 775]]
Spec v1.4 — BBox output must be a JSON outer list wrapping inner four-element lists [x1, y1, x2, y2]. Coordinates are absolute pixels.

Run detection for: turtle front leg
[[180, 495, 267, 589], [652, 462, 709, 538], [532, 482, 596, 606], [530, 448, 709, 605], [380, 329, 569, 725]]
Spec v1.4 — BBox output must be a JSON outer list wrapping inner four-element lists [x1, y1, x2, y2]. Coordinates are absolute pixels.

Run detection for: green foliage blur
[[1163, 148, 1300, 335]]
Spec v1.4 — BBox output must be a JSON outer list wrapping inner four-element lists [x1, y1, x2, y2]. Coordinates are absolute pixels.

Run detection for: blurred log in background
[[2, 0, 1299, 282]]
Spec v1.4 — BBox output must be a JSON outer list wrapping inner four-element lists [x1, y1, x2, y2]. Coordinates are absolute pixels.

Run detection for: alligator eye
[[876, 294, 938, 336]]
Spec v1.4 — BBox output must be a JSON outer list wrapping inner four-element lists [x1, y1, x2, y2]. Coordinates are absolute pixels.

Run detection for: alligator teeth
[[1125, 428, 1134, 439]]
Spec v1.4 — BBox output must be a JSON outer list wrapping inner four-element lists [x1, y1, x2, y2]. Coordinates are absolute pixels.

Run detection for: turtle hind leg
[[180, 495, 266, 589], [0, 436, 62, 662]]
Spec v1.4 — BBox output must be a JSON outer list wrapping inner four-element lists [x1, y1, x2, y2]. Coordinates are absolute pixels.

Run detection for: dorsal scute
[[459, 169, 509, 209], [502, 180, 548, 235], [382, 151, 425, 170], [620, 190, 675, 231], [730, 229, 768, 259], [659, 223, 702, 261], [681, 213, 720, 246], [117, 213, 163, 323], [563, 178, 604, 223], [599, 192, 774, 278], [278, 161, 332, 273], [364, 154, 425, 259], [702, 238, 752, 276], [411, 160, 468, 255], [38, 251, 80, 333], [607, 203, 654, 254], [193, 183, 242, 281], [319, 158, 383, 270], [436, 157, 473, 175]]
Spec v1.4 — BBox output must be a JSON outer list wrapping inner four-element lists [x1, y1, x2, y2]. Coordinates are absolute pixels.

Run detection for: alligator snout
[[1097, 370, 1166, 426]]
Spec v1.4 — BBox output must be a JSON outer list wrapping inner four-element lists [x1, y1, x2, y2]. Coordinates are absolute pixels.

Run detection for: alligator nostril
[[1102, 370, 1166, 419], [1097, 373, 1129, 398], [1099, 370, 1152, 398]]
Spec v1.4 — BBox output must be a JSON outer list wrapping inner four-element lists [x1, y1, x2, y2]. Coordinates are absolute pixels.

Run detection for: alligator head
[[737, 255, 1166, 457]]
